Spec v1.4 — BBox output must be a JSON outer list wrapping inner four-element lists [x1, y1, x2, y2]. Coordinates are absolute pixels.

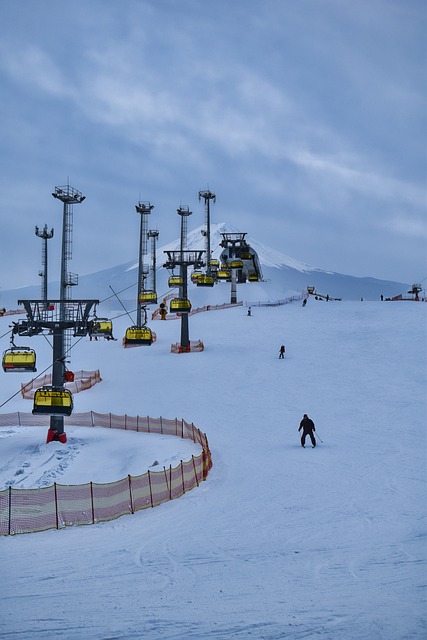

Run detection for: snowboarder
[[279, 345, 285, 359], [247, 307, 252, 316], [298, 414, 316, 448], [302, 298, 307, 307]]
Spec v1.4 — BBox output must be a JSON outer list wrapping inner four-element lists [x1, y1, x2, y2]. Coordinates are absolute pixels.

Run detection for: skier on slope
[[298, 414, 316, 448], [279, 345, 285, 359]]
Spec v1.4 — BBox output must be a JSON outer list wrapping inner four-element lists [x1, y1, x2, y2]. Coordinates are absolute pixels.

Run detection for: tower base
[[46, 428, 67, 444], [170, 340, 204, 353]]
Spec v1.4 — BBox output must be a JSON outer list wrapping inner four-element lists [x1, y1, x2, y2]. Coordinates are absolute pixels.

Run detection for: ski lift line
[[109, 285, 135, 325], [0, 328, 13, 342], [99, 280, 138, 304], [0, 359, 55, 410]]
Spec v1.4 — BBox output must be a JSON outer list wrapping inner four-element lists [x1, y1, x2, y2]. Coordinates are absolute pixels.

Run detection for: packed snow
[[1, 298, 426, 639]]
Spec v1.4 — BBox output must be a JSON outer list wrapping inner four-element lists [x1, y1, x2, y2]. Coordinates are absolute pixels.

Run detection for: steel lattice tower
[[198, 190, 216, 275], [35, 224, 54, 305], [135, 201, 154, 327]]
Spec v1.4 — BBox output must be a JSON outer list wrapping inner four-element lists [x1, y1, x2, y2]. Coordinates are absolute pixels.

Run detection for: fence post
[[191, 455, 199, 487], [147, 416, 150, 433], [90, 481, 95, 524], [91, 410, 94, 427], [128, 475, 134, 514], [181, 461, 185, 495], [109, 413, 112, 428], [160, 416, 163, 434], [136, 415, 139, 432], [148, 470, 153, 507], [202, 450, 208, 481], [125, 414, 127, 430], [54, 482, 59, 529], [181, 419, 184, 439], [8, 486, 12, 536], [163, 466, 170, 499]]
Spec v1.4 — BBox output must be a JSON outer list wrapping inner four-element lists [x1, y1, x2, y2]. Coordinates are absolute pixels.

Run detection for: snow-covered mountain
[[1, 222, 409, 310]]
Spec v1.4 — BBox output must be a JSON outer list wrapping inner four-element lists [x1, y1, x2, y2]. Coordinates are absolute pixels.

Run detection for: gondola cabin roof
[[217, 269, 231, 280], [248, 273, 259, 282], [32, 386, 73, 416], [230, 259, 244, 269], [2, 347, 37, 373]]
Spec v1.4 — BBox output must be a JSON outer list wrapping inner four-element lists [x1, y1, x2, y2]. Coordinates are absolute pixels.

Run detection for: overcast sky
[[1, 0, 426, 290]]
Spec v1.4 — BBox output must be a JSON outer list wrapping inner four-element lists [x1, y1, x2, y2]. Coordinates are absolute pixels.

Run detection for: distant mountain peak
[[159, 221, 318, 274]]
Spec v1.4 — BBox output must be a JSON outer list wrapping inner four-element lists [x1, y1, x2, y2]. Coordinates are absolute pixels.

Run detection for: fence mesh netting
[[21, 370, 102, 399], [0, 411, 212, 535]]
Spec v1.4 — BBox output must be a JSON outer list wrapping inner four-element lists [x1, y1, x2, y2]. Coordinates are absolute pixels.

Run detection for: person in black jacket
[[298, 414, 316, 448]]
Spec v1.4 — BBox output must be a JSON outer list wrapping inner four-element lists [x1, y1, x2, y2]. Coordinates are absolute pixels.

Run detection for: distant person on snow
[[302, 298, 307, 307], [247, 307, 252, 316], [279, 345, 285, 359], [298, 414, 316, 448]]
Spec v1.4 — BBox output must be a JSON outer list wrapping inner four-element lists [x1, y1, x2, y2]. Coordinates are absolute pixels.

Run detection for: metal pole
[[137, 211, 144, 327], [180, 262, 189, 348]]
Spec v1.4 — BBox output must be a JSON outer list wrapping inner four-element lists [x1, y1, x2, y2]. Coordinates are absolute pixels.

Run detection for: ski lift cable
[[99, 281, 138, 305], [0, 328, 12, 342], [109, 285, 135, 325], [0, 359, 56, 410]]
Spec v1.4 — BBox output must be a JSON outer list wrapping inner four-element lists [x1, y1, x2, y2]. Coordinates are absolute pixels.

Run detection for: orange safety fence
[[170, 340, 204, 353], [154, 300, 243, 320], [246, 293, 305, 307], [21, 370, 102, 399], [0, 411, 212, 536]]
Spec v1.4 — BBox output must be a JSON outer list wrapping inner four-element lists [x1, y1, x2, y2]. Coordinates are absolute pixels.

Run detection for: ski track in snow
[[0, 301, 426, 639]]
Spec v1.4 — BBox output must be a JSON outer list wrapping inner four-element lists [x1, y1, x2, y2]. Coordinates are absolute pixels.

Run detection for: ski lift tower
[[198, 189, 216, 276], [16, 185, 99, 444], [35, 224, 54, 306], [220, 232, 247, 304], [147, 229, 159, 295], [135, 201, 155, 327], [407, 283, 422, 301], [163, 206, 204, 351]]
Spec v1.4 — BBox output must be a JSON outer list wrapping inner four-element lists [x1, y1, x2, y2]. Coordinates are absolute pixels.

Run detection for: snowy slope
[[1, 300, 426, 639]]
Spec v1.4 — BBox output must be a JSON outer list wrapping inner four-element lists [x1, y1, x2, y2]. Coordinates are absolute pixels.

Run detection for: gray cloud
[[0, 0, 425, 291]]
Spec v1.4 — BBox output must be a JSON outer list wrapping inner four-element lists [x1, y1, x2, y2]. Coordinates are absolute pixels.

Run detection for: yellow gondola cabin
[[169, 298, 192, 313], [138, 290, 157, 304], [2, 347, 37, 373], [32, 386, 73, 416], [123, 326, 154, 346]]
